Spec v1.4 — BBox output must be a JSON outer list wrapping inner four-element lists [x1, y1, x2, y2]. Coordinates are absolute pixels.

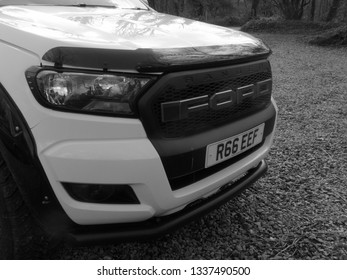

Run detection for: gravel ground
[[50, 33, 347, 260]]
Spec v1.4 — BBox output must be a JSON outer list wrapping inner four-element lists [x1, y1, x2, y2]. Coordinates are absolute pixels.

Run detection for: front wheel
[[0, 155, 53, 259]]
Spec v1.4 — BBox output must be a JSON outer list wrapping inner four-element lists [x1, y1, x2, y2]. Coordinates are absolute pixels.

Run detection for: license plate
[[205, 123, 265, 168]]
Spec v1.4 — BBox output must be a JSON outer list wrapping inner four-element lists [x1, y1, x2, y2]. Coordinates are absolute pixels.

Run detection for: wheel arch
[[0, 83, 74, 236]]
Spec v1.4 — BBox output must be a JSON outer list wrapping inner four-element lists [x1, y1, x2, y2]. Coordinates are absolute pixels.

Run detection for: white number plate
[[205, 123, 265, 168]]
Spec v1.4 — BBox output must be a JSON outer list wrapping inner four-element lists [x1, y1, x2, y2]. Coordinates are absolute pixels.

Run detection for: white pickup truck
[[0, 0, 277, 259]]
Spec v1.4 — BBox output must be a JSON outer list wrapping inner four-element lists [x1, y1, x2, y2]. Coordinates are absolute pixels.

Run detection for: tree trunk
[[344, 1, 347, 22], [183, 0, 188, 15], [326, 0, 342, 22], [310, 0, 316, 21], [251, 0, 261, 18]]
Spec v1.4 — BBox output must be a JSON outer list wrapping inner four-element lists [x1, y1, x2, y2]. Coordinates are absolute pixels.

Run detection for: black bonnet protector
[[42, 43, 271, 73]]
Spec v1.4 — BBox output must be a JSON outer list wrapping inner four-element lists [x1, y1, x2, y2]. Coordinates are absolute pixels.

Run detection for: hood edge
[[42, 46, 271, 73]]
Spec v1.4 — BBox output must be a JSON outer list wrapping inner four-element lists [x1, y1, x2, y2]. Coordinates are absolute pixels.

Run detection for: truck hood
[[0, 5, 271, 71]]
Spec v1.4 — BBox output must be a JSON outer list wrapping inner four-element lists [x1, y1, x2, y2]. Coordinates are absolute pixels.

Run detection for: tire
[[0, 155, 54, 259]]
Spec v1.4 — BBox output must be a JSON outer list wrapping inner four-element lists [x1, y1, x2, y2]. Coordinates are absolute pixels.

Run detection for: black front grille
[[150, 64, 272, 138], [138, 60, 275, 191]]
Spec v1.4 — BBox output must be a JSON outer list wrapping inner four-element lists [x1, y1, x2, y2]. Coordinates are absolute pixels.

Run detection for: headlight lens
[[35, 71, 154, 115]]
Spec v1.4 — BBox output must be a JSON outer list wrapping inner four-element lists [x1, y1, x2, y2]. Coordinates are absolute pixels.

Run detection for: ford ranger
[[0, 0, 277, 259]]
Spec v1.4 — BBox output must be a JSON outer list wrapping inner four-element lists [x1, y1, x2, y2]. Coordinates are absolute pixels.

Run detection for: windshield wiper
[[125, 7, 148, 10], [63, 3, 117, 8]]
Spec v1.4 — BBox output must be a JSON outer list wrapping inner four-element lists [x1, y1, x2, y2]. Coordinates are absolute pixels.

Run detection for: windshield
[[0, 0, 148, 9]]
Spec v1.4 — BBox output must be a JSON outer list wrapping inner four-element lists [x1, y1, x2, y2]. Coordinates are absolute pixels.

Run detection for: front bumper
[[35, 100, 276, 226], [66, 160, 267, 245]]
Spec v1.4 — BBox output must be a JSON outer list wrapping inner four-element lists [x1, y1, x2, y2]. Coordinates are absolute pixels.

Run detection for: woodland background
[[147, 0, 347, 26]]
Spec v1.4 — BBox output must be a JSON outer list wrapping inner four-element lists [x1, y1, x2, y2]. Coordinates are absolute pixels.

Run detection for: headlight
[[27, 68, 155, 116]]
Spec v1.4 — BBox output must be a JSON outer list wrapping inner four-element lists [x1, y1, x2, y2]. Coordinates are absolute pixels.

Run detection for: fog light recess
[[62, 183, 140, 204]]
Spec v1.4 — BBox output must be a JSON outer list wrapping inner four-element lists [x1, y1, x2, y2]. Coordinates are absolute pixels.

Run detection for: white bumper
[[34, 99, 277, 225]]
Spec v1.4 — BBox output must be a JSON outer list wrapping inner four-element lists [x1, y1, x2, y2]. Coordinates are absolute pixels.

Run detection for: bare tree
[[272, 0, 311, 20], [344, 1, 347, 22], [251, 0, 261, 18], [310, 0, 316, 21], [326, 0, 342, 22]]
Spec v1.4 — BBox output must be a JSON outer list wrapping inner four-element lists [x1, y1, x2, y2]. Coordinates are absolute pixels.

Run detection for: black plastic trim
[[42, 46, 271, 73], [62, 183, 141, 204], [0, 83, 76, 236], [139, 53, 271, 73], [138, 59, 272, 139], [66, 160, 268, 245]]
